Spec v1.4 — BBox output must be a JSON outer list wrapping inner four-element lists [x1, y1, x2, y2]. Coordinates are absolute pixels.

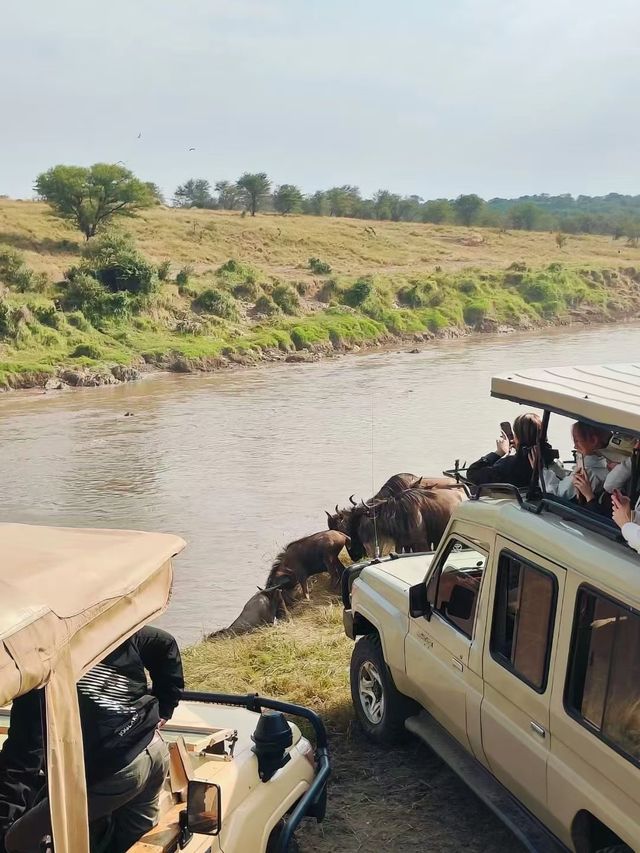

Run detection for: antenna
[[371, 397, 380, 558]]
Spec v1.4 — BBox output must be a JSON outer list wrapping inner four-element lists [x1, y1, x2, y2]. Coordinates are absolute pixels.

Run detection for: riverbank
[[2, 200, 640, 390], [183, 579, 522, 852]]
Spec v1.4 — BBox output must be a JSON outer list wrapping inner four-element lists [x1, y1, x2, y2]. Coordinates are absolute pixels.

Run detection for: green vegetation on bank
[[0, 210, 637, 387]]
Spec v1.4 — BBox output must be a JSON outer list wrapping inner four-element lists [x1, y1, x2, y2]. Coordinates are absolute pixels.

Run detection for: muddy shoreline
[[2, 311, 632, 394]]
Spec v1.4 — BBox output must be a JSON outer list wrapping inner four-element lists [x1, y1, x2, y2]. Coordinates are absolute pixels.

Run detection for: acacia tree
[[454, 193, 485, 227], [215, 180, 242, 210], [273, 184, 303, 215], [173, 178, 215, 208], [35, 163, 155, 240], [236, 172, 271, 216]]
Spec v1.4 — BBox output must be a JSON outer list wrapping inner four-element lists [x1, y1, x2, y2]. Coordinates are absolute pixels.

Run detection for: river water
[[1, 324, 638, 645]]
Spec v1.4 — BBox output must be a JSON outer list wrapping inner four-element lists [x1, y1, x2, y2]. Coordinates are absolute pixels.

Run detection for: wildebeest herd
[[209, 472, 467, 638]]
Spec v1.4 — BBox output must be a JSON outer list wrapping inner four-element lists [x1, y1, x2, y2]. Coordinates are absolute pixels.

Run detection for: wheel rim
[[358, 660, 385, 724]]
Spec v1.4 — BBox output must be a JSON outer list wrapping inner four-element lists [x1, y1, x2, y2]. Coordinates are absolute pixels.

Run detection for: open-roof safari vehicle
[[343, 364, 640, 853], [0, 525, 329, 853]]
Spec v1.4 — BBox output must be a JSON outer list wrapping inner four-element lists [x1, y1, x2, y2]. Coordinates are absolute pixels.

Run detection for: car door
[[480, 537, 565, 824], [405, 532, 490, 756]]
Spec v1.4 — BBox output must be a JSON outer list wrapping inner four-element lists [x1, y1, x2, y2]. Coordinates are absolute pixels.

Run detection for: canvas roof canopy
[[0, 523, 185, 853], [491, 363, 640, 436]]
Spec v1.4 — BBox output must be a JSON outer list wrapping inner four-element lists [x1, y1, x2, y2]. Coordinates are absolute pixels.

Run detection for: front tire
[[266, 824, 300, 853], [350, 633, 415, 745]]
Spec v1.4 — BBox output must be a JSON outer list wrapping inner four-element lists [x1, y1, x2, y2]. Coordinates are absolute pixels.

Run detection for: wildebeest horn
[[349, 494, 356, 506], [325, 510, 332, 518], [335, 504, 340, 513]]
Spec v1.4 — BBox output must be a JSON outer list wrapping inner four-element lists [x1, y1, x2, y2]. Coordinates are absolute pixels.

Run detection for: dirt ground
[[297, 723, 525, 853]]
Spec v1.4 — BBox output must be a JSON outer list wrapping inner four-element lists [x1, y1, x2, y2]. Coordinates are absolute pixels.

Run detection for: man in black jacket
[[1, 626, 183, 853]]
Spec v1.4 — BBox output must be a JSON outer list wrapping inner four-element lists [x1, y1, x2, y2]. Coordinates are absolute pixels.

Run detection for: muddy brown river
[[1, 324, 638, 645]]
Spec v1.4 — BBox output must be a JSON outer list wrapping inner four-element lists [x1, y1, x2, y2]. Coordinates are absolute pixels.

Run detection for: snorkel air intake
[[251, 710, 293, 782]]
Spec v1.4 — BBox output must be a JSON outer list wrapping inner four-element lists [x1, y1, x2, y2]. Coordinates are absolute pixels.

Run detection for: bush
[[61, 273, 108, 319], [79, 232, 157, 295], [254, 294, 280, 315], [308, 257, 332, 275], [193, 288, 239, 320], [397, 281, 438, 308], [157, 260, 172, 281], [232, 279, 261, 300], [66, 310, 91, 331], [0, 247, 47, 292], [463, 298, 490, 325], [33, 303, 63, 329], [316, 278, 339, 303], [176, 264, 194, 287], [70, 343, 103, 359], [0, 300, 11, 337], [343, 278, 373, 307], [272, 283, 300, 315], [458, 279, 478, 295]]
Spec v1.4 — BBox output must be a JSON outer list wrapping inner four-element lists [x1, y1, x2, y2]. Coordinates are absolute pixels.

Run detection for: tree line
[[174, 176, 640, 239], [29, 162, 640, 242]]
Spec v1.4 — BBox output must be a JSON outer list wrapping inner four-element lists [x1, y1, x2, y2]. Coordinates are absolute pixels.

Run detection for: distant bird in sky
[[188, 147, 196, 151], [137, 132, 142, 139]]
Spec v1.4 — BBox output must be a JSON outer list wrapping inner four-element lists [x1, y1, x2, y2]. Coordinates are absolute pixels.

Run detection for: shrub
[[254, 294, 280, 315], [0, 300, 10, 337], [157, 260, 172, 281], [232, 279, 261, 300], [33, 303, 63, 329], [66, 310, 91, 331], [61, 273, 108, 319], [176, 264, 194, 287], [70, 343, 103, 359], [193, 287, 239, 320], [0, 247, 47, 292], [272, 283, 300, 315], [458, 279, 478, 295], [397, 281, 437, 308], [343, 278, 373, 307], [317, 278, 339, 303], [308, 257, 332, 275], [79, 231, 157, 295], [463, 298, 490, 325]]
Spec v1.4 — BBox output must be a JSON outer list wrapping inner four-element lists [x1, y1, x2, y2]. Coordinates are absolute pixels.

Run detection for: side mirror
[[409, 583, 431, 619], [185, 779, 221, 836], [445, 585, 474, 621]]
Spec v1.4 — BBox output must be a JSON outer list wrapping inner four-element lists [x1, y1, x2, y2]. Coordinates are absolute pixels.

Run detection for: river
[[1, 324, 638, 645]]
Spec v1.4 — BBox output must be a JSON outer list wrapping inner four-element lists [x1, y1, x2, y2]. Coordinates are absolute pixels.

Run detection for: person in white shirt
[[612, 488, 640, 553], [542, 421, 610, 500]]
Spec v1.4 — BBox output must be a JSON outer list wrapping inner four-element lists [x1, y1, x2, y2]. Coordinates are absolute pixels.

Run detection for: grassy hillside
[[1, 199, 640, 389]]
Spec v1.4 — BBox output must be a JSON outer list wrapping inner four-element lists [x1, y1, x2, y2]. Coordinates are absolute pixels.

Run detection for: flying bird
[[188, 147, 196, 151], [137, 132, 142, 139]]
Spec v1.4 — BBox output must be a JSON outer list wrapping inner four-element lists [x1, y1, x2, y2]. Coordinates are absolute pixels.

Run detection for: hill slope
[[1, 200, 639, 389]]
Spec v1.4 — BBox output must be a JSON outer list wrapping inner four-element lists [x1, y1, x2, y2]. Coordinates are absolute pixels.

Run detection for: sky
[[2, 0, 640, 201]]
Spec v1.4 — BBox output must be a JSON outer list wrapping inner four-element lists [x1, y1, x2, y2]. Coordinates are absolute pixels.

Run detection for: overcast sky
[[2, 0, 639, 201]]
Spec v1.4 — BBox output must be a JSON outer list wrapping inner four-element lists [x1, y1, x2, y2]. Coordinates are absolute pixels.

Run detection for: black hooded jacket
[[0, 626, 183, 848]]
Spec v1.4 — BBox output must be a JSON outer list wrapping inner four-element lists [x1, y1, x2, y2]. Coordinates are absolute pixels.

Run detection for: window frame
[[428, 535, 488, 640], [489, 549, 558, 694], [564, 583, 640, 770]]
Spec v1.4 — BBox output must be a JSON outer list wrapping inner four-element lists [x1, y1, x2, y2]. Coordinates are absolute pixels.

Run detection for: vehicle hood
[[364, 554, 434, 586]]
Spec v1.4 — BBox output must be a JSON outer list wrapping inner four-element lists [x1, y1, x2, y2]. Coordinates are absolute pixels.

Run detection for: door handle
[[530, 721, 546, 738], [451, 658, 463, 672]]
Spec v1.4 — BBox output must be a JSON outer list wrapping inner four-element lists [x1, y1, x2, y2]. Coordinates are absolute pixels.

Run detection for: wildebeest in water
[[207, 586, 288, 639], [265, 529, 350, 599]]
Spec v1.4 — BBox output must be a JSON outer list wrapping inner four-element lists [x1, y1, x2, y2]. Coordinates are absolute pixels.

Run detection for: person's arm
[[0, 691, 44, 849], [134, 627, 184, 721], [466, 452, 503, 485]]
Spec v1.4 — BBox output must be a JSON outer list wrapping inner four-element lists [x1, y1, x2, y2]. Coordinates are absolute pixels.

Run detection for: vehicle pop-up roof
[[491, 363, 640, 436], [490, 363, 640, 539], [0, 523, 185, 853]]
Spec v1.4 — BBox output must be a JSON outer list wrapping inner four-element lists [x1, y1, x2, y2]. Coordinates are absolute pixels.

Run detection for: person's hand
[[157, 718, 167, 730], [496, 430, 510, 457], [573, 468, 594, 502], [612, 490, 632, 529]]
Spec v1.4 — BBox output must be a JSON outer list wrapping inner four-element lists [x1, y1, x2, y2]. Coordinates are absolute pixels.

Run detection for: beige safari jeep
[[343, 364, 640, 853], [0, 523, 329, 853]]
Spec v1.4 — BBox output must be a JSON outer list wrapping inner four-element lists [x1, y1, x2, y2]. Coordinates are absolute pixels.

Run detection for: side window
[[490, 552, 557, 692], [427, 538, 487, 639], [566, 588, 640, 764]]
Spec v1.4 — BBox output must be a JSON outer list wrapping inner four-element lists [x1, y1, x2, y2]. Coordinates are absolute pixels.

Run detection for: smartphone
[[500, 421, 514, 443]]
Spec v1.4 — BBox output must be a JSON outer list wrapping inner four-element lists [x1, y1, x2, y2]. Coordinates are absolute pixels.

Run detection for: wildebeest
[[328, 473, 465, 559], [207, 586, 288, 639], [265, 530, 350, 599]]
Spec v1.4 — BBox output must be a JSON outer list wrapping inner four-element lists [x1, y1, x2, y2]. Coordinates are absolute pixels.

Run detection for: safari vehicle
[[342, 364, 640, 853], [0, 523, 329, 853]]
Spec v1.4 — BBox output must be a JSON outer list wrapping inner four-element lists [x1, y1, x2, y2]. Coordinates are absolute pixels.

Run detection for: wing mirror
[[183, 779, 222, 839], [409, 583, 431, 619]]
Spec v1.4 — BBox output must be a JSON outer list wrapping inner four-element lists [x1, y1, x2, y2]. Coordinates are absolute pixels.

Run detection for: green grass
[[1, 200, 640, 386]]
